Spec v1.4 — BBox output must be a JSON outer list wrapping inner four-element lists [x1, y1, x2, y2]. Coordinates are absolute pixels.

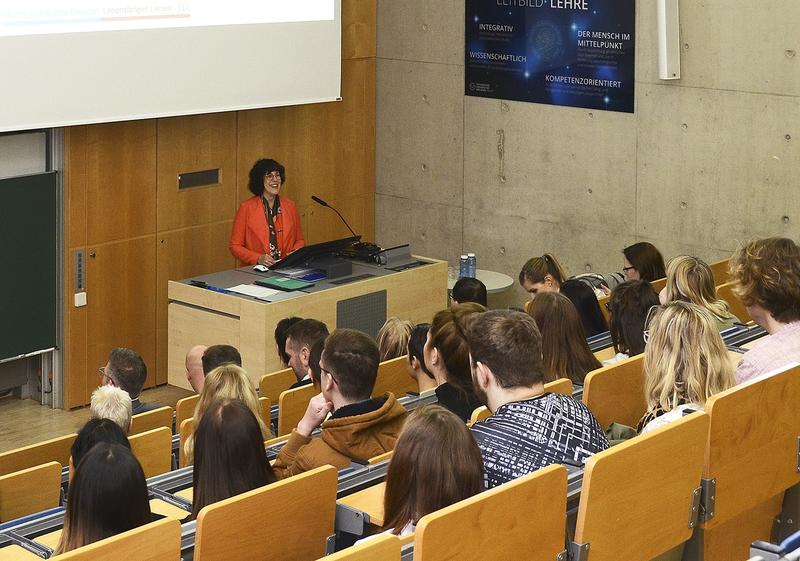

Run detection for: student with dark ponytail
[[518, 253, 567, 300]]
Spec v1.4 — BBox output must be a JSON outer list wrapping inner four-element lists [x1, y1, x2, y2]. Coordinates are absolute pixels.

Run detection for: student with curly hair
[[729, 238, 800, 383]]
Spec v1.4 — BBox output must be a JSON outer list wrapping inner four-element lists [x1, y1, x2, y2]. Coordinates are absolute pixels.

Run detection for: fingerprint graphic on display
[[527, 20, 564, 64]]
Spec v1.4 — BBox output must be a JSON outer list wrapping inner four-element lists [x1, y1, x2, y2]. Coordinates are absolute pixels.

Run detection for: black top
[[330, 396, 386, 420], [435, 382, 481, 423], [289, 378, 313, 391], [131, 398, 162, 416]]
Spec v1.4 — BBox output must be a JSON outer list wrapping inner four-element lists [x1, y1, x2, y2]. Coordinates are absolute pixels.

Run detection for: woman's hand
[[258, 254, 277, 267]]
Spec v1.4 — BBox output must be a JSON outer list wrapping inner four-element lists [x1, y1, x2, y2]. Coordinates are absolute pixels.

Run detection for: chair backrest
[[129, 427, 172, 478], [277, 383, 317, 436], [318, 534, 400, 561], [178, 418, 193, 468], [368, 450, 393, 465], [413, 464, 566, 561], [372, 356, 416, 398], [468, 378, 575, 426], [194, 465, 337, 561], [593, 346, 616, 363], [175, 394, 200, 433], [583, 354, 645, 430], [709, 258, 730, 286], [716, 281, 752, 323], [597, 294, 611, 323], [0, 433, 76, 476], [574, 412, 710, 561], [129, 406, 173, 436], [702, 363, 800, 530], [258, 396, 271, 428], [56, 518, 181, 561], [0, 461, 61, 522], [259, 367, 297, 404], [651, 277, 667, 293]]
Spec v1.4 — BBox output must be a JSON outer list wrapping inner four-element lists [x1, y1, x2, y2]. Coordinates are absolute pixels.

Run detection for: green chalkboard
[[0, 172, 57, 362]]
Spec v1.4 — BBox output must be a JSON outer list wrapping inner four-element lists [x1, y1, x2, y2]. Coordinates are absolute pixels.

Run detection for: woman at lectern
[[229, 159, 305, 266]]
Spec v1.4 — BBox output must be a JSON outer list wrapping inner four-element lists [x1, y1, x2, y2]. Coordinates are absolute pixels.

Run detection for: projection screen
[[0, 0, 341, 132]]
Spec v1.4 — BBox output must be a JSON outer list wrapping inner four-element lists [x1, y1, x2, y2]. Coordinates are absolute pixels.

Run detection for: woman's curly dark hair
[[248, 159, 285, 197]]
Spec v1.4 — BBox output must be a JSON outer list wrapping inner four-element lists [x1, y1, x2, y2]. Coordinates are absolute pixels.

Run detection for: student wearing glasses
[[229, 158, 305, 266], [272, 329, 408, 478], [622, 242, 666, 282]]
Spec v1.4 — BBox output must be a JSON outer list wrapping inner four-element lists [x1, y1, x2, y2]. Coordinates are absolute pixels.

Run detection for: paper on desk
[[227, 284, 281, 300]]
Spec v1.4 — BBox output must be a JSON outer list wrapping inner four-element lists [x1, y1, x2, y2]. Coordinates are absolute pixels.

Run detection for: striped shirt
[[471, 393, 609, 489]]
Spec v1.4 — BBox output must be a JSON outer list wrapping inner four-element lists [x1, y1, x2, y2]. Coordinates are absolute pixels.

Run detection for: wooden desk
[[338, 482, 386, 527], [176, 488, 193, 502], [150, 499, 190, 520], [168, 259, 448, 389]]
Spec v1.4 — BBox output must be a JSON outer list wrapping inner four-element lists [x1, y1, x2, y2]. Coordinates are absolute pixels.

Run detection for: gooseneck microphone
[[311, 195, 358, 239]]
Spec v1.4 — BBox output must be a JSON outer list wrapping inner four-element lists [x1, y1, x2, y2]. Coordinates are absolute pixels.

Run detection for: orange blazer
[[229, 196, 305, 265]]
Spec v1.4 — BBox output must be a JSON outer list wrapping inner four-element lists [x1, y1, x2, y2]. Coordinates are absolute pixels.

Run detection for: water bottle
[[459, 255, 469, 279], [467, 253, 477, 278]]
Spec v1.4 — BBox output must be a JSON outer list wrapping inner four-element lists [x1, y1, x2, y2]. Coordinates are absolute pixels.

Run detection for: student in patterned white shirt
[[468, 310, 609, 489]]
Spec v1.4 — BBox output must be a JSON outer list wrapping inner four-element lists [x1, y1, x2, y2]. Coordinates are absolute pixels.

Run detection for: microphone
[[311, 195, 358, 239]]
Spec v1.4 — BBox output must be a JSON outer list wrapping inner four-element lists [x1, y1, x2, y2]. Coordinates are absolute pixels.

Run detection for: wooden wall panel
[[155, 223, 236, 384], [63, 0, 377, 407], [85, 237, 157, 396], [342, 0, 377, 60], [298, 194, 375, 244], [156, 113, 238, 232], [85, 121, 157, 245], [236, 57, 376, 240]]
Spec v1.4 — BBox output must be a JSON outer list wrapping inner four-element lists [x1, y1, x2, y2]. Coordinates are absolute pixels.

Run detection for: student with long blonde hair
[[184, 364, 270, 463], [638, 302, 735, 433], [660, 255, 740, 330]]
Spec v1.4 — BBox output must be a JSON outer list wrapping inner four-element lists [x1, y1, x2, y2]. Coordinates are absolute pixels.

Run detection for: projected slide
[[0, 0, 334, 37]]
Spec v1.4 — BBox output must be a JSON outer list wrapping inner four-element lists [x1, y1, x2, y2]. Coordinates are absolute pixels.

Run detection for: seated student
[[184, 345, 207, 393], [71, 418, 131, 469], [202, 344, 242, 376], [468, 310, 608, 489], [527, 292, 601, 386], [729, 237, 800, 383], [100, 347, 161, 415], [90, 385, 132, 434], [659, 255, 740, 331], [638, 302, 735, 433], [425, 304, 485, 422], [605, 280, 660, 364], [518, 253, 567, 301], [285, 319, 329, 389], [376, 317, 414, 361], [191, 399, 277, 520], [184, 364, 271, 463], [359, 405, 484, 543], [451, 277, 488, 307], [407, 323, 436, 397], [273, 329, 407, 479], [559, 279, 609, 337], [307, 338, 324, 387], [622, 242, 666, 282], [275, 316, 303, 368], [55, 443, 151, 555]]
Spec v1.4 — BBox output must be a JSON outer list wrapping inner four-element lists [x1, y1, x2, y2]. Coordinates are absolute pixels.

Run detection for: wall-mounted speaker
[[658, 0, 681, 80]]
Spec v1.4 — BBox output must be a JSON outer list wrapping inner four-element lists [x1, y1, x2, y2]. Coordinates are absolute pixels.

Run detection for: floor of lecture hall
[[0, 384, 194, 453]]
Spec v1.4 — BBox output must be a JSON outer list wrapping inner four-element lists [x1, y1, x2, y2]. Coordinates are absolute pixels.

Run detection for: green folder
[[254, 277, 314, 291]]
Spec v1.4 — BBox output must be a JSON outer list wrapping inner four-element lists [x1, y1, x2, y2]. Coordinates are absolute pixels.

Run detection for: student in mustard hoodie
[[273, 329, 408, 479]]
